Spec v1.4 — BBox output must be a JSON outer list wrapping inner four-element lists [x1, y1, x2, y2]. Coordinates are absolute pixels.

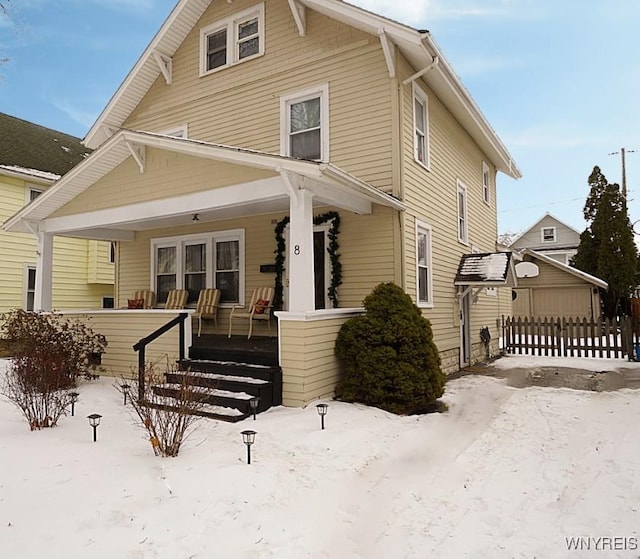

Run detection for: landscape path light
[[316, 403, 328, 430], [121, 383, 131, 405], [87, 413, 102, 442], [241, 430, 257, 464], [249, 396, 260, 420], [69, 392, 79, 416]]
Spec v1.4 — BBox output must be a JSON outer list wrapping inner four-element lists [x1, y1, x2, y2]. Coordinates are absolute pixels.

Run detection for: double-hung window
[[200, 3, 264, 75], [416, 221, 433, 306], [413, 83, 430, 168], [280, 84, 329, 161], [482, 162, 490, 205], [152, 230, 244, 306], [24, 266, 36, 311], [457, 180, 469, 244], [541, 227, 556, 243]]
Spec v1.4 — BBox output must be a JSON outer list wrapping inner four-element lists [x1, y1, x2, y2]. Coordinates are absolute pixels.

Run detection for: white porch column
[[34, 232, 54, 311], [288, 188, 315, 312]]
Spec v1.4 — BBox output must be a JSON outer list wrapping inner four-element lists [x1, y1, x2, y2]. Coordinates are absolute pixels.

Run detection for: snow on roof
[[0, 164, 60, 182], [455, 252, 514, 285]]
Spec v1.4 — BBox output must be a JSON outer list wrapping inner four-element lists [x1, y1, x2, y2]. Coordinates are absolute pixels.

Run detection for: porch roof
[[3, 129, 405, 238], [454, 252, 517, 287]]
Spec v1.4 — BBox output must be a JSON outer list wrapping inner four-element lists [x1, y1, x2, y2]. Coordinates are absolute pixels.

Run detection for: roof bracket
[[378, 29, 396, 78], [152, 50, 173, 85], [125, 141, 146, 173], [287, 0, 306, 37], [402, 56, 439, 86], [289, 0, 307, 37]]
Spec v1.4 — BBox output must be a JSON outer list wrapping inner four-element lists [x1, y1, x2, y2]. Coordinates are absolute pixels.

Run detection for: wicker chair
[[193, 288, 221, 337], [130, 290, 156, 309], [165, 289, 188, 310], [228, 287, 274, 339]]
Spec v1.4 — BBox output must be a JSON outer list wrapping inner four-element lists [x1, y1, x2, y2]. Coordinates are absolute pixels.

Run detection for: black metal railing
[[132, 312, 188, 401]]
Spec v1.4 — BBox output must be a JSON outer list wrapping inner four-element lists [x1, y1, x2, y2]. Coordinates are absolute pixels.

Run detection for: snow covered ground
[[1, 356, 640, 558]]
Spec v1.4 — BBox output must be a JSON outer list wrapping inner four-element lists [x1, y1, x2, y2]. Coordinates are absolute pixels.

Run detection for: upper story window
[[160, 125, 188, 138], [541, 226, 556, 243], [413, 83, 430, 169], [280, 84, 329, 161], [482, 162, 490, 205], [416, 221, 433, 307], [26, 186, 44, 204], [457, 180, 469, 244], [199, 3, 265, 76]]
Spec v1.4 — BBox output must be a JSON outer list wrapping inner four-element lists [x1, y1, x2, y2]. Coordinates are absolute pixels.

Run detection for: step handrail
[[133, 312, 188, 401]]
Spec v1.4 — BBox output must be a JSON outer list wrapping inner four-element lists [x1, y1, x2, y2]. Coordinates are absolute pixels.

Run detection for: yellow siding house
[[0, 113, 114, 314], [4, 0, 521, 409]]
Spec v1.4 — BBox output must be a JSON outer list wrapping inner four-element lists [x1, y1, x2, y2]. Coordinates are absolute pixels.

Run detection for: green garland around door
[[273, 211, 342, 311]]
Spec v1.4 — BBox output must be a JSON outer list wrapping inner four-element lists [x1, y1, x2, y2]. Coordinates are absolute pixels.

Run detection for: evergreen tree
[[572, 166, 637, 317]]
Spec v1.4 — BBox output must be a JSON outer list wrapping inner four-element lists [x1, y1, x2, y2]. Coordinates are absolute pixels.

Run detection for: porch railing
[[132, 312, 188, 401], [501, 315, 639, 360]]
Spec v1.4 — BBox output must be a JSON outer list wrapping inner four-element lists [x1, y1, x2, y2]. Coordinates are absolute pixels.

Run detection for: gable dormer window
[[541, 226, 556, 243], [199, 3, 265, 76]]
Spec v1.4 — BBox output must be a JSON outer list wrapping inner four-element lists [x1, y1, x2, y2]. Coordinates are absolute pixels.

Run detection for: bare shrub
[[0, 310, 107, 430], [122, 362, 206, 457]]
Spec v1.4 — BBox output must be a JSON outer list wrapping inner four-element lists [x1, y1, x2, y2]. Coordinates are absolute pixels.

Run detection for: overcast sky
[[1, 0, 639, 236]]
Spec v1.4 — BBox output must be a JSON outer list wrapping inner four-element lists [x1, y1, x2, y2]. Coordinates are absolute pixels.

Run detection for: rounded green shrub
[[335, 282, 445, 414]]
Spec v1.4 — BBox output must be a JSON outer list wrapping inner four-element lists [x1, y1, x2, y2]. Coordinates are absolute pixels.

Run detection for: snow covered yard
[[1, 357, 640, 558]]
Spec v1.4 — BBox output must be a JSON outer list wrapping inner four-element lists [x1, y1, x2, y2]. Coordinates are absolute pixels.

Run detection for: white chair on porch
[[228, 287, 274, 339]]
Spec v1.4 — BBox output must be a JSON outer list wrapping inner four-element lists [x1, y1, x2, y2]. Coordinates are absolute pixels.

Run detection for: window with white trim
[[416, 221, 433, 306], [541, 226, 556, 243], [151, 230, 244, 306], [482, 162, 490, 205], [280, 84, 329, 162], [160, 124, 188, 138], [199, 3, 264, 76], [109, 242, 116, 264], [457, 180, 469, 244], [26, 186, 44, 204], [24, 266, 36, 311], [413, 83, 430, 168]]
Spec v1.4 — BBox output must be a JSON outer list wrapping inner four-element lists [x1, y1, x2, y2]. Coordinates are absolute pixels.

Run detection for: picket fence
[[501, 315, 639, 360]]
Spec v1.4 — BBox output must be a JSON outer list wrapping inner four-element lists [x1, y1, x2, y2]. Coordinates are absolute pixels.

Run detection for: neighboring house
[[0, 113, 114, 313], [4, 0, 520, 406], [512, 249, 606, 319], [509, 213, 581, 265]]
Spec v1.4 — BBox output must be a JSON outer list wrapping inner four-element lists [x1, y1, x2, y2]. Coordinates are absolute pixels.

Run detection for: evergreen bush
[[335, 283, 445, 414]]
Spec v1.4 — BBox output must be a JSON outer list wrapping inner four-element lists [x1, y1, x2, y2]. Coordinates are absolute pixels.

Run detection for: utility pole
[[609, 147, 637, 198]]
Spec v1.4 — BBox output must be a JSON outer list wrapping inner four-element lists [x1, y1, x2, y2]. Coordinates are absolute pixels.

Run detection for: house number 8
[[294, 245, 301, 255]]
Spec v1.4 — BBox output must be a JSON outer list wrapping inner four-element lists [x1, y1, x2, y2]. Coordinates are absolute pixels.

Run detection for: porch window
[[151, 230, 244, 307], [281, 84, 329, 162], [199, 3, 265, 76], [416, 221, 433, 306], [457, 180, 468, 244], [215, 239, 240, 304], [155, 246, 177, 303], [185, 243, 206, 303], [413, 83, 430, 168]]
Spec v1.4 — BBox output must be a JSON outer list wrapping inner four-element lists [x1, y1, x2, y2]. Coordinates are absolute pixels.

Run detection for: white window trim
[[199, 3, 265, 77], [541, 226, 557, 243], [485, 287, 497, 297], [150, 229, 245, 307], [159, 124, 188, 138], [457, 179, 469, 245], [280, 83, 330, 162], [415, 220, 433, 308], [482, 161, 490, 205], [25, 185, 44, 204], [23, 264, 36, 311], [412, 82, 430, 170]]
